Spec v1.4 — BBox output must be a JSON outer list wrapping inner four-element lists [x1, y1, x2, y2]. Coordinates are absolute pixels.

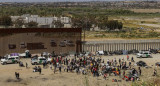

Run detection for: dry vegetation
[[85, 15, 160, 40]]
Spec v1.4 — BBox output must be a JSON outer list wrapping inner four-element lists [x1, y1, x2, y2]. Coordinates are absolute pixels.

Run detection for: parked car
[[63, 40, 68, 44], [96, 51, 104, 55], [149, 49, 158, 54], [83, 52, 94, 56], [66, 41, 75, 46], [137, 51, 151, 58], [157, 48, 160, 53], [136, 61, 147, 67], [31, 57, 47, 65], [77, 53, 84, 57], [19, 53, 26, 58], [50, 40, 57, 47], [41, 52, 50, 57], [113, 50, 123, 55], [59, 41, 66, 47], [128, 49, 139, 54], [104, 51, 108, 56], [1, 57, 20, 65]]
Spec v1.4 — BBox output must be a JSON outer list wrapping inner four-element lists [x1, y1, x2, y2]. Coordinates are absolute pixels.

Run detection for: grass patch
[[84, 29, 160, 39]]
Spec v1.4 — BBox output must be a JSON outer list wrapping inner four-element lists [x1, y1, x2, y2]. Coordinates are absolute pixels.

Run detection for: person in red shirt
[[127, 55, 129, 61]]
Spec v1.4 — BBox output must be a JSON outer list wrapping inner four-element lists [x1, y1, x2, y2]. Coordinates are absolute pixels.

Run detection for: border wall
[[82, 39, 160, 52]]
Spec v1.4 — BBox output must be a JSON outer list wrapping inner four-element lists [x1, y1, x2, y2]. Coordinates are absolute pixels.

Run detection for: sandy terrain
[[0, 54, 160, 86], [139, 24, 160, 28], [130, 9, 160, 13]]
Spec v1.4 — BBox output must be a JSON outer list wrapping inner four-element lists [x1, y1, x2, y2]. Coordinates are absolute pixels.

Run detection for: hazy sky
[[0, 0, 157, 2]]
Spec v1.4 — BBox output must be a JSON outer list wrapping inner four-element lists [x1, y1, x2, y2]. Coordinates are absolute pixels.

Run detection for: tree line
[[0, 14, 123, 31], [0, 16, 38, 28], [71, 14, 123, 31]]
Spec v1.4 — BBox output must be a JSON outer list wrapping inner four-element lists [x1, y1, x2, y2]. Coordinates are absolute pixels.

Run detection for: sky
[[0, 0, 158, 2]]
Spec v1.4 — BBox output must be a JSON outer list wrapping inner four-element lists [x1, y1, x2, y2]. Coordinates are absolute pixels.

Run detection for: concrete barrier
[[82, 39, 160, 52]]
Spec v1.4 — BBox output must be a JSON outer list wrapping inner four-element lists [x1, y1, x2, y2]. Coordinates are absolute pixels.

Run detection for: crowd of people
[[32, 55, 144, 81], [15, 54, 158, 82]]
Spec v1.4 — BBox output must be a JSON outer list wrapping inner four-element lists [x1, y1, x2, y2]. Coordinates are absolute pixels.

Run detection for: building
[[11, 14, 72, 28], [0, 28, 82, 56]]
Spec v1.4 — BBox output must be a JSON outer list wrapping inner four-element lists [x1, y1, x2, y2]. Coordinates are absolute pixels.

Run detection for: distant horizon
[[0, 0, 158, 2]]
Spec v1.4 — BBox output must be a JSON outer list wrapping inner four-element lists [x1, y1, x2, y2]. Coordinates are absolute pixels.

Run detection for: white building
[[11, 14, 72, 28], [60, 17, 71, 24]]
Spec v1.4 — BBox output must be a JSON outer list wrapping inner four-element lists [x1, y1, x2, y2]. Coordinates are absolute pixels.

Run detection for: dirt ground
[[130, 9, 160, 13], [0, 54, 160, 86]]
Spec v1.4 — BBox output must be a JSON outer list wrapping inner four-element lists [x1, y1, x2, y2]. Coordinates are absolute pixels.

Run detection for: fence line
[[82, 39, 160, 52]]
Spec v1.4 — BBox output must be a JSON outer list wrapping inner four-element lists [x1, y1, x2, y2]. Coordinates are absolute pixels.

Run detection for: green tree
[[0, 15, 12, 27], [118, 22, 123, 30], [106, 20, 123, 30], [14, 18, 24, 28], [53, 20, 64, 28], [96, 15, 108, 29], [71, 15, 92, 30], [71, 17, 84, 28]]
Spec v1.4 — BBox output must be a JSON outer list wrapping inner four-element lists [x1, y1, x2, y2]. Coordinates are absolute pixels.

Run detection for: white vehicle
[[69, 51, 76, 57], [77, 53, 84, 57], [42, 52, 50, 57], [137, 51, 151, 58], [1, 57, 20, 65], [31, 57, 47, 65], [85, 52, 90, 56], [96, 51, 104, 55], [19, 53, 26, 57]]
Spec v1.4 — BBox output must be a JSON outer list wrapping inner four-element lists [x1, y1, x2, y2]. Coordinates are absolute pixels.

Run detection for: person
[[138, 67, 141, 76], [129, 62, 131, 69], [17, 72, 19, 79], [127, 55, 129, 61], [122, 58, 124, 62], [54, 63, 57, 74], [38, 66, 41, 74], [102, 59, 104, 63], [33, 66, 38, 72], [19, 61, 24, 67], [59, 65, 61, 73], [123, 70, 125, 78], [104, 73, 107, 80], [50, 64, 52, 70], [15, 72, 20, 79], [131, 57, 134, 62], [153, 69, 157, 76], [15, 72, 18, 79], [119, 58, 121, 64], [43, 62, 45, 68], [107, 59, 109, 65], [26, 62, 28, 68], [119, 63, 122, 69], [76, 66, 80, 74], [64, 66, 66, 72], [119, 69, 121, 77], [67, 65, 69, 72]]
